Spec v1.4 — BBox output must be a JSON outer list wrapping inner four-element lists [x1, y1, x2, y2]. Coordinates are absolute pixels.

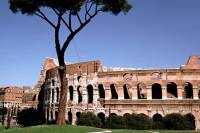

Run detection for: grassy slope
[[0, 125, 200, 133]]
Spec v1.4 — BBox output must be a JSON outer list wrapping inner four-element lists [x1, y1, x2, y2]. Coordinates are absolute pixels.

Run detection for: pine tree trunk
[[56, 64, 68, 125]]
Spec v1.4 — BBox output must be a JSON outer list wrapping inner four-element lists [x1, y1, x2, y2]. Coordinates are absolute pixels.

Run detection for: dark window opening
[[77, 76, 81, 82], [76, 112, 81, 122], [77, 86, 82, 103], [98, 84, 105, 99], [110, 84, 118, 99], [87, 85, 93, 103], [52, 89, 54, 103], [56, 87, 59, 102], [69, 86, 73, 101], [184, 82, 193, 99], [97, 112, 105, 126], [152, 83, 162, 99], [167, 82, 177, 98], [68, 111, 72, 124], [52, 79, 55, 86], [123, 84, 130, 99], [137, 83, 147, 99]]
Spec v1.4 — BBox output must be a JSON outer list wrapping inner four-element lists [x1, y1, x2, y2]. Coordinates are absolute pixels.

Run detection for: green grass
[[0, 125, 200, 133]]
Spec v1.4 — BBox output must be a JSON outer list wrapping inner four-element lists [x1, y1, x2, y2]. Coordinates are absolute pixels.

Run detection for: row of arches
[[67, 82, 197, 103]]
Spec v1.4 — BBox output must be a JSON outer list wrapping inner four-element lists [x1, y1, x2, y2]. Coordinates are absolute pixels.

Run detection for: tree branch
[[76, 11, 83, 25], [51, 8, 73, 33], [34, 10, 56, 29]]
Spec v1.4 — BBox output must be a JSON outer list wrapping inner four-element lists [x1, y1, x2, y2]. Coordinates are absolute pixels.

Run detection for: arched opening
[[69, 86, 73, 101], [198, 89, 200, 99], [77, 86, 82, 103], [110, 113, 117, 117], [52, 89, 54, 103], [152, 83, 162, 99], [76, 112, 81, 122], [87, 85, 93, 103], [56, 87, 59, 102], [185, 113, 195, 129], [123, 84, 131, 99], [55, 111, 58, 120], [137, 83, 147, 99], [97, 112, 105, 126], [52, 79, 55, 86], [68, 111, 72, 124], [153, 113, 163, 129], [167, 82, 177, 98], [98, 84, 105, 99], [184, 82, 193, 99], [123, 113, 131, 117], [110, 84, 118, 99], [77, 76, 81, 82]]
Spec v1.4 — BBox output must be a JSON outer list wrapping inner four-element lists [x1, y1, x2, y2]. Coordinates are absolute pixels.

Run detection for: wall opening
[[110, 84, 118, 99], [52, 79, 55, 86], [137, 83, 147, 99], [76, 112, 81, 122], [87, 85, 93, 103], [152, 83, 162, 99], [98, 84, 105, 99], [123, 84, 131, 99], [52, 89, 54, 103], [167, 82, 177, 98], [68, 111, 72, 124], [56, 87, 59, 102], [185, 113, 195, 130], [184, 82, 193, 99], [153, 113, 163, 129], [69, 86, 73, 101], [97, 112, 105, 126], [77, 86, 82, 103]]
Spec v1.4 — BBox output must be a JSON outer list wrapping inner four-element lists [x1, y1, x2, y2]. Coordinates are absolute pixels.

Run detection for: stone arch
[[69, 86, 73, 101], [98, 84, 105, 99], [87, 85, 93, 103], [68, 111, 72, 124], [56, 87, 59, 102], [123, 113, 131, 117], [110, 84, 118, 99], [137, 83, 147, 99], [185, 113, 195, 129], [123, 84, 131, 99], [184, 82, 193, 99], [77, 76, 82, 82], [152, 113, 162, 121], [110, 113, 117, 116], [77, 86, 82, 103], [167, 82, 178, 98], [152, 83, 162, 99], [97, 112, 105, 126]]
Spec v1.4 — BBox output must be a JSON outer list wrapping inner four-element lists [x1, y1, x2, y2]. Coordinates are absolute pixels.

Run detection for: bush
[[124, 113, 152, 130], [105, 115, 124, 129], [17, 108, 42, 127], [163, 113, 193, 130], [76, 112, 102, 128]]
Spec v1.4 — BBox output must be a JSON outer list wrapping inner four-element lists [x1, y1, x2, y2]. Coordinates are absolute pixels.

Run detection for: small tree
[[105, 115, 124, 129], [9, 0, 132, 125]]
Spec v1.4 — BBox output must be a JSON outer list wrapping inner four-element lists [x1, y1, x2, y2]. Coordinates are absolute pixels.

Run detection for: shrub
[[105, 115, 124, 129], [163, 113, 193, 130], [76, 112, 102, 128], [124, 113, 152, 130], [17, 108, 42, 127]]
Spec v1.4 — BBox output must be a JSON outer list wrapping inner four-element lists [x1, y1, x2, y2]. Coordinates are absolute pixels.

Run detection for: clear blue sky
[[0, 0, 200, 87]]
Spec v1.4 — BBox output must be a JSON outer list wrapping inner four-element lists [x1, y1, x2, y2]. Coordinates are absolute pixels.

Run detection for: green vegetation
[[0, 125, 200, 133]]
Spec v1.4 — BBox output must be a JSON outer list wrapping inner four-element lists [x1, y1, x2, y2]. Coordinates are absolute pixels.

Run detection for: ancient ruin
[[40, 56, 200, 129]]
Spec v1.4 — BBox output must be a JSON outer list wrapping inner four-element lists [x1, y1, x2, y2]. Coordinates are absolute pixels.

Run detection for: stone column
[[93, 84, 98, 105], [118, 87, 124, 100], [48, 108, 51, 121], [193, 87, 199, 99], [131, 87, 137, 99], [105, 86, 111, 100], [74, 86, 78, 103], [54, 88, 57, 103], [82, 86, 88, 104], [162, 85, 167, 99], [177, 86, 183, 99], [50, 88, 52, 104], [147, 86, 152, 99]]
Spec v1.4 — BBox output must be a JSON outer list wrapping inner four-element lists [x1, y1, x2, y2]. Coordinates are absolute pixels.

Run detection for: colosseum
[[38, 56, 200, 129]]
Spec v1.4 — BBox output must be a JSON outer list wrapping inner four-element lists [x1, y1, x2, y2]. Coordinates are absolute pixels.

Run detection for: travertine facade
[[42, 56, 200, 130]]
